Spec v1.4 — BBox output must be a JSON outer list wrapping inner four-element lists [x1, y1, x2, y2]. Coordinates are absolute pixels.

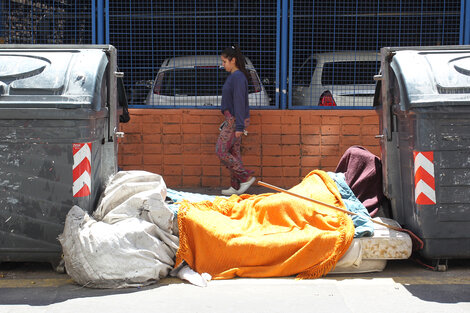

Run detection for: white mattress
[[331, 217, 412, 274]]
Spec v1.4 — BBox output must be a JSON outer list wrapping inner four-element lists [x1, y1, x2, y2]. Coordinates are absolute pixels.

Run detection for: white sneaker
[[221, 187, 238, 196], [237, 177, 256, 195]]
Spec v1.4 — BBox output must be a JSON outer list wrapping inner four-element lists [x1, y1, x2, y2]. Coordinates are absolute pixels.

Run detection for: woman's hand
[[235, 131, 243, 138]]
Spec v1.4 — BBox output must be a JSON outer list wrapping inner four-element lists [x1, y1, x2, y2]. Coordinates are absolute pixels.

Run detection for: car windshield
[[321, 61, 379, 85], [158, 67, 258, 96]]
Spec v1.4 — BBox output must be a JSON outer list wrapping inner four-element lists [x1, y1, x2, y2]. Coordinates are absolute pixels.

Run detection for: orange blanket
[[176, 170, 355, 279]]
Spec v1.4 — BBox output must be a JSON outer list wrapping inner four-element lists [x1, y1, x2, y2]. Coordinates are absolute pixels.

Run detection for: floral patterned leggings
[[215, 114, 254, 189]]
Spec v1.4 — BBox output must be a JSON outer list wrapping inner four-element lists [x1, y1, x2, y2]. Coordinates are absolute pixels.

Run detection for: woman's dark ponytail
[[221, 44, 250, 79]]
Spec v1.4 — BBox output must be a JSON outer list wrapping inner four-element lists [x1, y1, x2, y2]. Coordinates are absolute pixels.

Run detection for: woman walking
[[216, 45, 255, 195]]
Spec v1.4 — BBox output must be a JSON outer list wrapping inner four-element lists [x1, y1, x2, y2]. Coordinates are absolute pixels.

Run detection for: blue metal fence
[[0, 0, 466, 109]]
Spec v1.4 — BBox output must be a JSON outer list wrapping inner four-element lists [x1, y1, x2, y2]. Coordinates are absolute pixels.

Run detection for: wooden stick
[[257, 180, 401, 231]]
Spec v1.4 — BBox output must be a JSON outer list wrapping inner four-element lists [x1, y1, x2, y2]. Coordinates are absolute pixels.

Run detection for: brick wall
[[118, 109, 380, 189]]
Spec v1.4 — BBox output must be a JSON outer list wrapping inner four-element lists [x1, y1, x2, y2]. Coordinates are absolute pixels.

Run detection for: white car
[[292, 51, 379, 107], [145, 55, 270, 107]]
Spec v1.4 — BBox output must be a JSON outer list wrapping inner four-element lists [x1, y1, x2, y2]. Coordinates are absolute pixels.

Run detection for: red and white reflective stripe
[[413, 151, 436, 205], [72, 143, 92, 197]]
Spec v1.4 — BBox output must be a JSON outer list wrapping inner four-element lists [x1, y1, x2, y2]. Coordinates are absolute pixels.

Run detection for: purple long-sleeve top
[[221, 70, 249, 131]]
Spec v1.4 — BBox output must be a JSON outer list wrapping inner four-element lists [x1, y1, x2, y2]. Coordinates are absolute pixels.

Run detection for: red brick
[[320, 125, 340, 135], [282, 145, 300, 156], [321, 156, 340, 167], [263, 134, 281, 144], [283, 167, 300, 177], [163, 144, 183, 154], [263, 144, 282, 156], [163, 124, 181, 134], [243, 155, 261, 166], [141, 114, 161, 123], [321, 145, 340, 156], [142, 134, 161, 144], [301, 168, 315, 177], [162, 114, 182, 123], [200, 144, 214, 154], [163, 154, 183, 165], [142, 123, 161, 134], [143, 154, 162, 165], [281, 115, 300, 125], [143, 144, 162, 154], [201, 134, 218, 144], [281, 124, 300, 134], [341, 125, 361, 136], [202, 166, 220, 176], [121, 144, 143, 154], [201, 115, 221, 124], [321, 135, 340, 145], [300, 114, 322, 125], [122, 154, 142, 165], [182, 176, 201, 187], [282, 177, 302, 188], [341, 136, 361, 145], [246, 124, 261, 135], [183, 134, 201, 144], [183, 144, 201, 153], [164, 175, 182, 188], [183, 114, 201, 124], [340, 117, 361, 124], [162, 134, 182, 144], [243, 145, 261, 155], [249, 114, 261, 124], [183, 154, 201, 165], [301, 134, 320, 145], [142, 165, 162, 175], [281, 135, 300, 145], [121, 122, 141, 133], [262, 115, 281, 124], [201, 154, 220, 166], [201, 124, 218, 134], [163, 166, 183, 176], [322, 116, 340, 124], [182, 124, 201, 134], [282, 156, 300, 167], [361, 125, 379, 136], [301, 145, 320, 156], [202, 176, 220, 187], [262, 124, 282, 135], [363, 115, 379, 124], [301, 156, 321, 167], [301, 124, 321, 135], [262, 167, 283, 176], [244, 134, 261, 144], [123, 134, 142, 144], [263, 156, 282, 166]]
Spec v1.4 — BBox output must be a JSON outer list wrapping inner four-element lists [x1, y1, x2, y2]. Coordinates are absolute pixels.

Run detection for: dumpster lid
[[0, 53, 72, 94], [391, 48, 470, 108], [0, 48, 108, 109]]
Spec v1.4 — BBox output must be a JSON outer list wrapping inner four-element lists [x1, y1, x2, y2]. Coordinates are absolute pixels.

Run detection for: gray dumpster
[[0, 45, 128, 269], [375, 45, 470, 262]]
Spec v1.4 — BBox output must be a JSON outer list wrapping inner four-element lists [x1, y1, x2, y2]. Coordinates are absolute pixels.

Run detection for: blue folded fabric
[[166, 189, 220, 216], [328, 172, 374, 238]]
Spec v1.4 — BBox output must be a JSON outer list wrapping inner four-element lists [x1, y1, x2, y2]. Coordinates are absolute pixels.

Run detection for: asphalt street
[[0, 258, 469, 313]]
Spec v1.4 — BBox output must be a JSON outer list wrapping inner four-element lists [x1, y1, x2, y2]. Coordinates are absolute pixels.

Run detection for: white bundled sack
[[59, 170, 179, 288]]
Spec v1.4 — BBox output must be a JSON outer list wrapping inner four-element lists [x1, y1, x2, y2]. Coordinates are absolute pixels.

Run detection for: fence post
[[97, 0, 104, 44], [287, 0, 294, 109], [461, 0, 470, 44], [280, 0, 289, 109], [105, 0, 110, 44], [275, 0, 281, 108]]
